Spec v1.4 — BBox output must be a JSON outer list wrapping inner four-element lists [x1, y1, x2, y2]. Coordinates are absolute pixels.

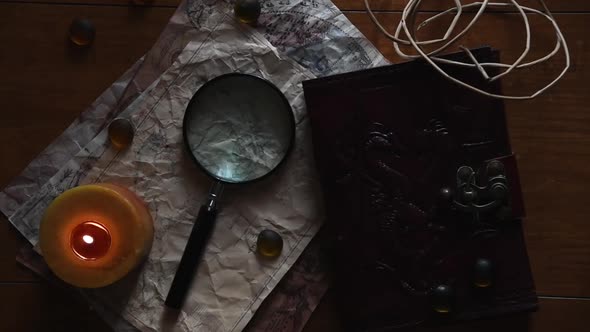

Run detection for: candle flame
[[82, 234, 94, 244], [71, 221, 111, 261]]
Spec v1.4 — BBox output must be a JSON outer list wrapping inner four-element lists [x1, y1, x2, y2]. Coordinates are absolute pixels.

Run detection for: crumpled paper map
[[2, 0, 388, 331], [11, 20, 323, 332], [1, 0, 386, 224]]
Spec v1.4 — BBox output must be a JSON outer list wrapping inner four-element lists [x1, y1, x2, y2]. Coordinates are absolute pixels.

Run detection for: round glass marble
[[69, 18, 95, 46], [108, 118, 134, 149], [256, 229, 283, 258], [234, 0, 261, 25]]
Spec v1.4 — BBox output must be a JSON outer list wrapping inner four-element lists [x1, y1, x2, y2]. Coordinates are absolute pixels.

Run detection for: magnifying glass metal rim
[[181, 73, 296, 185], [166, 73, 296, 310]]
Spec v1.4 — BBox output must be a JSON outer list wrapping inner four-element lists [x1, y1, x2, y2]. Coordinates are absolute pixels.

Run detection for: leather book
[[302, 47, 538, 331]]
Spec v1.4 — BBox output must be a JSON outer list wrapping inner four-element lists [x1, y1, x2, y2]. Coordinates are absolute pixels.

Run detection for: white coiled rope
[[364, 0, 570, 100]]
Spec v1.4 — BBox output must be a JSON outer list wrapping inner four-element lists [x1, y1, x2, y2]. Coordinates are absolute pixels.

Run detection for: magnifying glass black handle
[[165, 203, 217, 309]]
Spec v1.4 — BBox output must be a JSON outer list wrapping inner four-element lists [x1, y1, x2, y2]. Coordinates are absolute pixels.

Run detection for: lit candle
[[70, 221, 111, 260], [40, 183, 153, 288]]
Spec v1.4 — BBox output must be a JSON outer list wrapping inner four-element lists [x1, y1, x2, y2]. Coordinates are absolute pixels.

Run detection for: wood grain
[[303, 290, 590, 332], [0, 0, 589, 331], [0, 0, 180, 7], [0, 283, 110, 332], [2, 0, 590, 12], [0, 3, 174, 281], [0, 3, 174, 187], [345, 11, 590, 297], [0, 217, 37, 281], [333, 0, 590, 12], [2, 283, 589, 332]]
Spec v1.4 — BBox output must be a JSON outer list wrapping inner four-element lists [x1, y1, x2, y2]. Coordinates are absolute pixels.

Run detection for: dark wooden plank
[[304, 290, 590, 332], [334, 0, 590, 12], [0, 0, 180, 7], [0, 3, 174, 187], [345, 11, 590, 297], [0, 216, 38, 281], [0, 3, 174, 281], [2, 0, 589, 12], [0, 283, 111, 332], [3, 283, 590, 332]]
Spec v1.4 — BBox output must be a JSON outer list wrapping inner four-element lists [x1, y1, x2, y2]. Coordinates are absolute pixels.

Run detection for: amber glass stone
[[432, 284, 453, 313], [474, 258, 493, 288], [256, 229, 283, 258], [69, 18, 95, 46], [234, 0, 261, 25], [108, 118, 134, 149]]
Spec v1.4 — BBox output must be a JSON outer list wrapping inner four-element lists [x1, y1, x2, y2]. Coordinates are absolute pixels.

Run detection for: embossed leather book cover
[[303, 48, 537, 331]]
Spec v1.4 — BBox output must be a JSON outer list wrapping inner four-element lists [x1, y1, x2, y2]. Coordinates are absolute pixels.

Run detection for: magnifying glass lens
[[166, 74, 295, 309], [184, 74, 294, 183]]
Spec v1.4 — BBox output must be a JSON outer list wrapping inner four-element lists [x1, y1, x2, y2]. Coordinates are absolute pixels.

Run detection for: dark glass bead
[[256, 229, 283, 258], [69, 18, 95, 46], [474, 258, 493, 288], [432, 284, 453, 313], [439, 187, 452, 201], [437, 187, 454, 207], [234, 0, 261, 25], [486, 160, 505, 177], [108, 118, 134, 149]]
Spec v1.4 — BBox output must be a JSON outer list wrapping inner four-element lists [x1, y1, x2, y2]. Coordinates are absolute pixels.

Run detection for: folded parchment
[[3, 1, 388, 331]]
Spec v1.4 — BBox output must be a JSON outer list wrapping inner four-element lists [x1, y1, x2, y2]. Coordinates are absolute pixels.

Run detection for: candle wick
[[82, 235, 94, 244], [70, 221, 111, 261]]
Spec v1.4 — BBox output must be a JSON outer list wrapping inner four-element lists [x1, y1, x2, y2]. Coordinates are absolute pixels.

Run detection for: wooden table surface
[[0, 1, 589, 331]]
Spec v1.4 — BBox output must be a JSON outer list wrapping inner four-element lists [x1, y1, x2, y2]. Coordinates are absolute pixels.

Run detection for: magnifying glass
[[165, 73, 295, 309]]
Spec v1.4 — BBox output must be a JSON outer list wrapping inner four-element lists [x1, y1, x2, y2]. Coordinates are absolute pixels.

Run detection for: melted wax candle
[[40, 183, 153, 288]]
